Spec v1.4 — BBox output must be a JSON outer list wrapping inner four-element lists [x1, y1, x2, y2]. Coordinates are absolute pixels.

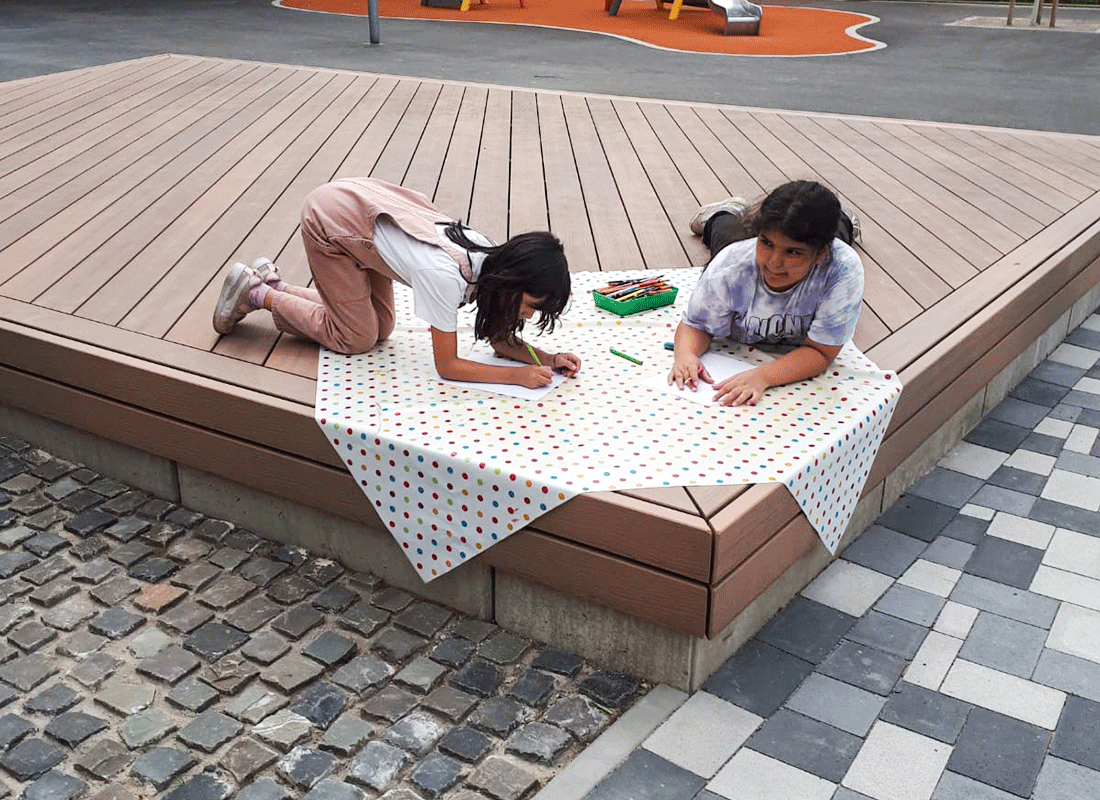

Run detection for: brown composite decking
[[3, 54, 1100, 639]]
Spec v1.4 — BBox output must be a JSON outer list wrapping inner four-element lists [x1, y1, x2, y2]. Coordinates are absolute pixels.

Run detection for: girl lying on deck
[[212, 177, 581, 389], [669, 180, 864, 406]]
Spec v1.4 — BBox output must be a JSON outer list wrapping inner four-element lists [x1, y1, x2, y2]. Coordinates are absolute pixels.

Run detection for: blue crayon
[[664, 341, 675, 351]]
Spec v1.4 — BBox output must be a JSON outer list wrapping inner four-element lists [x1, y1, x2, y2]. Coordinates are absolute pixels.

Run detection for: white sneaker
[[212, 263, 260, 335], [841, 204, 862, 245], [250, 257, 282, 286], [689, 196, 748, 236]]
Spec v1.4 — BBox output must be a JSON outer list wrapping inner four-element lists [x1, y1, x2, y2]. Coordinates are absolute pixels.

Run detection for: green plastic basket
[[592, 286, 678, 316]]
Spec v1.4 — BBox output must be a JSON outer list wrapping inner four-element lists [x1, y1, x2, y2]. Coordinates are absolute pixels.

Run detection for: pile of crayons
[[593, 275, 675, 302]]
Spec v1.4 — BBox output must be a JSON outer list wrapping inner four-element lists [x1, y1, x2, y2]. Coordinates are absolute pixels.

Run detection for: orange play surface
[[277, 0, 883, 56]]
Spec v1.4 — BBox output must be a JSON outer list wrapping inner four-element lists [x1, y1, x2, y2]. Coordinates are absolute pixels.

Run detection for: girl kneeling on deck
[[212, 177, 581, 389], [669, 180, 864, 406]]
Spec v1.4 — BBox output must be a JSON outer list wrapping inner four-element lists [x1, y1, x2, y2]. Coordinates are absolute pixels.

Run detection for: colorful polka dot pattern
[[315, 269, 903, 581]]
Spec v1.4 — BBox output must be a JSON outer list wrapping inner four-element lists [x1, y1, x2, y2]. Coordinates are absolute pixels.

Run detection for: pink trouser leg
[[270, 196, 398, 355]]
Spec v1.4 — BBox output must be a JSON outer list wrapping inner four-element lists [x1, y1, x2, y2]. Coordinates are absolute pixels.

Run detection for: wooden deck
[[3, 54, 1100, 663]]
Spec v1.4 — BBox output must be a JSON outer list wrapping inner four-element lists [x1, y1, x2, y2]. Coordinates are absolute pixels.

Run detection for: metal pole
[[368, 0, 381, 44]]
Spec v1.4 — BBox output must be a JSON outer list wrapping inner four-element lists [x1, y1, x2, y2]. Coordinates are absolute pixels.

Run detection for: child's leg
[[703, 211, 753, 256]]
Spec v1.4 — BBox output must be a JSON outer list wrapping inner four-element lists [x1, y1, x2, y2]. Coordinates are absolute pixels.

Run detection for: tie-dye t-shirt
[[681, 237, 864, 347]]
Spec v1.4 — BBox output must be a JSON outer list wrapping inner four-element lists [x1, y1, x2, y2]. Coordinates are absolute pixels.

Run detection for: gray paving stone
[[477, 632, 530, 665], [874, 584, 946, 627], [1010, 376, 1071, 407], [237, 777, 292, 800], [373, 627, 429, 662], [509, 668, 556, 707], [704, 639, 814, 717], [184, 622, 249, 662], [67, 652, 119, 690], [1027, 497, 1100, 536], [74, 738, 131, 780], [396, 656, 448, 693], [430, 638, 475, 669], [23, 768, 85, 800], [170, 562, 221, 592], [119, 708, 178, 749], [846, 611, 928, 659], [23, 532, 68, 558], [965, 418, 1031, 453], [43, 710, 108, 747], [331, 654, 394, 696], [302, 779, 367, 800], [842, 525, 927, 578], [748, 708, 861, 783], [0, 603, 32, 634], [881, 682, 971, 744], [162, 772, 233, 800], [267, 574, 318, 605], [201, 652, 259, 693], [159, 601, 216, 636], [9, 620, 57, 653], [965, 536, 1044, 590], [88, 575, 138, 606], [410, 752, 464, 798], [951, 574, 1059, 629], [209, 547, 249, 570], [24, 684, 82, 715], [363, 686, 419, 723], [423, 686, 480, 722], [922, 536, 976, 570], [131, 746, 196, 790], [166, 537, 212, 563], [988, 465, 1048, 495], [0, 737, 65, 781], [224, 684, 289, 725], [87, 606, 144, 639], [198, 573, 257, 610], [165, 677, 220, 713], [1021, 430, 1068, 456], [220, 737, 280, 783], [1030, 361, 1086, 388], [0, 714, 34, 750], [532, 648, 584, 678], [909, 468, 986, 508], [989, 397, 1050, 429], [758, 596, 858, 664], [1051, 694, 1100, 772], [0, 654, 57, 691], [878, 495, 959, 542], [137, 644, 201, 685], [221, 596, 283, 633], [0, 551, 36, 579], [252, 710, 314, 752], [785, 673, 885, 736], [947, 707, 1050, 796], [240, 557, 290, 588], [383, 711, 444, 755], [319, 712, 374, 757], [278, 745, 337, 790], [241, 630, 291, 666], [271, 604, 325, 640], [451, 660, 504, 698], [177, 710, 243, 753], [300, 558, 343, 587], [958, 611, 1047, 678], [544, 696, 610, 741], [506, 720, 572, 765], [468, 697, 528, 737], [970, 484, 1037, 516], [263, 653, 324, 694], [395, 602, 453, 639], [438, 726, 492, 763], [585, 748, 704, 800], [348, 740, 409, 792], [288, 681, 348, 729], [29, 578, 79, 608], [339, 601, 388, 638], [128, 556, 178, 583], [1056, 450, 1100, 479], [302, 631, 357, 668]]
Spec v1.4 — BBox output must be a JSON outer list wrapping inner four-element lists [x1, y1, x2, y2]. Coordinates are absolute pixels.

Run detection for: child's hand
[[517, 365, 555, 389], [713, 368, 769, 406], [551, 352, 581, 377], [668, 355, 713, 392]]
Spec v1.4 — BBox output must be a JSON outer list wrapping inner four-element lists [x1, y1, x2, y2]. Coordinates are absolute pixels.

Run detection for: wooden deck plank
[[686, 105, 783, 195], [963, 128, 1096, 200], [856, 247, 923, 330], [508, 90, 550, 235], [0, 60, 249, 258], [67, 68, 328, 325], [589, 98, 689, 271], [845, 119, 1044, 240], [891, 122, 1061, 226], [368, 81, 443, 190], [638, 102, 735, 214], [537, 92, 599, 273], [617, 487, 699, 516], [164, 73, 371, 349], [561, 94, 645, 272], [811, 116, 1025, 253], [977, 129, 1100, 189], [853, 303, 889, 351], [112, 70, 352, 336], [433, 86, 488, 221], [0, 59, 211, 187], [919, 125, 1079, 212], [401, 83, 464, 203], [468, 87, 513, 243], [19, 67, 306, 310], [614, 99, 711, 267]]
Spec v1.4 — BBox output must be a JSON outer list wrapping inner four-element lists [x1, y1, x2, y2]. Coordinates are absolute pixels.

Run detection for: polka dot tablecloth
[[315, 269, 903, 582]]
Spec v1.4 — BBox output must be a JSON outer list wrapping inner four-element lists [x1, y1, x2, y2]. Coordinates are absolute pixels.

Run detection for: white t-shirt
[[681, 237, 864, 348], [372, 219, 490, 332]]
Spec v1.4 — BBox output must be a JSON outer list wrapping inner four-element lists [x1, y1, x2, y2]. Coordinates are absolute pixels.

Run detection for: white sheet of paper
[[639, 351, 756, 405], [437, 351, 565, 400]]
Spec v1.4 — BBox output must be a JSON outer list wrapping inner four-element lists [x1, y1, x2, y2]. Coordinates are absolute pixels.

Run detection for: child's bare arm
[[430, 328, 554, 388], [668, 322, 714, 391], [713, 339, 842, 406]]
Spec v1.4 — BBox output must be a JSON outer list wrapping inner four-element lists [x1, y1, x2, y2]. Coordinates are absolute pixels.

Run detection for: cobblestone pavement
[[577, 314, 1100, 799], [0, 444, 646, 800]]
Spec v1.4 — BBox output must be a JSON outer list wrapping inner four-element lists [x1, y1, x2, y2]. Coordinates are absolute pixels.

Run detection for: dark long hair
[[750, 181, 841, 251], [444, 223, 570, 344]]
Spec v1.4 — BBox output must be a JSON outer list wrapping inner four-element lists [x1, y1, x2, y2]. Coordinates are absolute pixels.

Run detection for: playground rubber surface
[[278, 0, 884, 56]]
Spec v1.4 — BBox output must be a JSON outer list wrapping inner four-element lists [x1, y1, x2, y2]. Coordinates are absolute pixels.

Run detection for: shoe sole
[[212, 262, 251, 335], [689, 197, 747, 236]]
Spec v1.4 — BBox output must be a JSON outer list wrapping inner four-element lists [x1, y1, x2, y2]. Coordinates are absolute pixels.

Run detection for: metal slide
[[706, 0, 762, 34]]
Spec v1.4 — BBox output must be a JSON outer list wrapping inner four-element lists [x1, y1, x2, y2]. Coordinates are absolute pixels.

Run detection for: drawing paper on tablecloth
[[436, 350, 565, 401], [638, 351, 756, 405]]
